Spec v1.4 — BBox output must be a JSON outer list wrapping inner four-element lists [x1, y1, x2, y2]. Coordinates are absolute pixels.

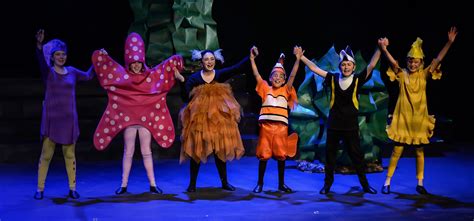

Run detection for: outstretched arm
[[365, 38, 383, 79], [431, 26, 458, 70], [35, 29, 49, 82], [295, 47, 328, 78], [287, 46, 301, 89], [379, 37, 399, 70], [250, 46, 263, 82]]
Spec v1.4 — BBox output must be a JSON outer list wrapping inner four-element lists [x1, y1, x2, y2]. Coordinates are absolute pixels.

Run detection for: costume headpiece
[[271, 53, 286, 78], [124, 32, 147, 69], [43, 39, 67, 66], [407, 37, 424, 59], [339, 45, 355, 64], [190, 49, 225, 63]]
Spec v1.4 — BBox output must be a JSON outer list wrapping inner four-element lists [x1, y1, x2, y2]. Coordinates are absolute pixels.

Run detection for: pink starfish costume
[[92, 33, 184, 151]]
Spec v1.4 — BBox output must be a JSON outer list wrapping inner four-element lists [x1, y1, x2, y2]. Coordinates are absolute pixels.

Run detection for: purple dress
[[36, 49, 95, 144]]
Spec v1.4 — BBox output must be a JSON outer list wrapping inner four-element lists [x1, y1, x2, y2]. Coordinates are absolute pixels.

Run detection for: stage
[[0, 142, 473, 221]]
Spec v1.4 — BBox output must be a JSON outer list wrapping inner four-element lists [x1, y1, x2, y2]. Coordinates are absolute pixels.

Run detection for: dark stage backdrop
[[0, 0, 472, 141]]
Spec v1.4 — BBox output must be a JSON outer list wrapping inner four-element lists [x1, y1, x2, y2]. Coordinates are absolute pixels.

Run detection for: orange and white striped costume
[[255, 78, 298, 160]]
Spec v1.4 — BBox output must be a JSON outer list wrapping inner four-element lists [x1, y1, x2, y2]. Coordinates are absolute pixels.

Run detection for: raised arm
[[35, 29, 50, 82], [295, 47, 328, 78], [431, 26, 458, 70], [379, 37, 399, 70], [287, 46, 301, 89], [365, 39, 383, 79], [250, 46, 262, 82]]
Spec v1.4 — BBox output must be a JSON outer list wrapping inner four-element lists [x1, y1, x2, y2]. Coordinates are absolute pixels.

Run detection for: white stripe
[[258, 115, 288, 124], [262, 95, 287, 108]]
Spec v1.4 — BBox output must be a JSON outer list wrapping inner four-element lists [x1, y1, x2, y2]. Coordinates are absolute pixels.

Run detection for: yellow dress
[[179, 83, 245, 163], [386, 64, 442, 145]]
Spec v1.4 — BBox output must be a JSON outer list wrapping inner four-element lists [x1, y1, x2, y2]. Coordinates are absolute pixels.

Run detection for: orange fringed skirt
[[179, 83, 245, 163]]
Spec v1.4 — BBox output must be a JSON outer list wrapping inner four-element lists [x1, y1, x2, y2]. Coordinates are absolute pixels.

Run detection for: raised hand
[[36, 29, 44, 49], [448, 26, 458, 43], [250, 46, 259, 59]]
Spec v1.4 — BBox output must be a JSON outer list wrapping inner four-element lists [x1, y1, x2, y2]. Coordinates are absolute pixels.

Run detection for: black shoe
[[150, 186, 163, 194], [68, 190, 80, 199], [381, 185, 390, 194], [278, 184, 293, 193], [253, 184, 263, 193], [186, 184, 196, 193], [221, 182, 236, 191], [416, 185, 428, 195], [34, 191, 44, 200], [115, 186, 127, 195], [362, 186, 377, 194], [319, 184, 331, 194]]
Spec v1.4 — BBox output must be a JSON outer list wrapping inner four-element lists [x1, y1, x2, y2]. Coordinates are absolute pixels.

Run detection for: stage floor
[[1, 143, 473, 221]]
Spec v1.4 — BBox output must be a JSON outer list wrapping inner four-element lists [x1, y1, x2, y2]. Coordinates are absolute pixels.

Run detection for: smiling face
[[129, 62, 144, 74], [406, 57, 423, 73], [270, 70, 286, 88], [339, 61, 356, 77], [201, 52, 216, 72], [51, 50, 67, 67]]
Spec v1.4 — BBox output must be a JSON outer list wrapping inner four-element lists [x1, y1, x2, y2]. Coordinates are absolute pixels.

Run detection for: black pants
[[324, 129, 369, 187]]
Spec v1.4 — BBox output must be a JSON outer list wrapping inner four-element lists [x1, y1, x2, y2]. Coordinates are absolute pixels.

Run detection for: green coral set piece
[[128, 0, 219, 67]]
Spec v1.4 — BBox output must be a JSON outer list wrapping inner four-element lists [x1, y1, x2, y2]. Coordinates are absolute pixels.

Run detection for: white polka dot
[[120, 113, 123, 116], [99, 73, 103, 77], [132, 37, 138, 42], [112, 103, 118, 109], [98, 56, 103, 61], [168, 126, 172, 131], [124, 74, 129, 79], [157, 69, 161, 74], [105, 118, 110, 122], [113, 68, 117, 71], [107, 74, 113, 79], [161, 97, 165, 101], [114, 115, 119, 120], [100, 145, 104, 149], [110, 86, 116, 91], [169, 139, 173, 143], [162, 109, 166, 113], [161, 116, 165, 119], [156, 83, 161, 87], [106, 111, 110, 115], [99, 138, 104, 144], [150, 112, 155, 117], [166, 66, 171, 72], [163, 135, 168, 140], [116, 77, 120, 82], [158, 133, 161, 136], [102, 65, 107, 70], [113, 96, 118, 100], [133, 55, 139, 61], [146, 77, 151, 83], [96, 133, 100, 137], [159, 125, 164, 130], [141, 116, 147, 122], [108, 61, 113, 66], [132, 46, 138, 51], [165, 80, 168, 84], [119, 125, 122, 129], [104, 128, 109, 133], [124, 116, 130, 122], [155, 103, 161, 109], [110, 120, 115, 125], [160, 74, 164, 79], [154, 116, 159, 121], [148, 122, 152, 126]]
